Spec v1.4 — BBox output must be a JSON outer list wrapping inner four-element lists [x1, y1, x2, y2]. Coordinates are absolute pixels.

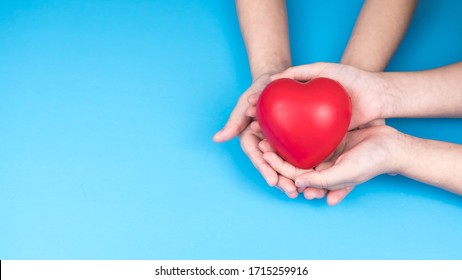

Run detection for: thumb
[[213, 98, 251, 143], [295, 161, 356, 190], [271, 62, 330, 82]]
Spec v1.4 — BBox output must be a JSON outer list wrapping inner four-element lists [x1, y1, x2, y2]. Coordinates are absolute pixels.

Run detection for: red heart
[[256, 78, 352, 169]]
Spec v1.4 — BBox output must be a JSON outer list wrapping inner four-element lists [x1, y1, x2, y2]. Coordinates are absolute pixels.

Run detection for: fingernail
[[315, 193, 325, 199], [329, 199, 339, 206], [287, 192, 298, 199]]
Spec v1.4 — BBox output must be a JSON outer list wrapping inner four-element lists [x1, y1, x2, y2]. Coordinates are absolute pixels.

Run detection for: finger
[[303, 188, 327, 200], [273, 184, 285, 193], [358, 119, 386, 129], [249, 129, 264, 140], [270, 63, 329, 82], [240, 131, 278, 186], [213, 97, 251, 143], [247, 93, 259, 105], [263, 152, 308, 180], [277, 175, 298, 198], [297, 187, 306, 193], [326, 186, 354, 206], [246, 106, 257, 118], [213, 114, 249, 143], [302, 160, 332, 199], [250, 121, 261, 133], [295, 162, 355, 190], [314, 160, 335, 172], [258, 139, 274, 153]]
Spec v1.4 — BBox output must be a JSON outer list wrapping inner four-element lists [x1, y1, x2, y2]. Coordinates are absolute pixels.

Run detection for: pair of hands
[[214, 63, 401, 205]]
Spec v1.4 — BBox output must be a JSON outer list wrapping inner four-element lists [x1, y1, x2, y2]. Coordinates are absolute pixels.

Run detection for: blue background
[[1, 0, 462, 259]]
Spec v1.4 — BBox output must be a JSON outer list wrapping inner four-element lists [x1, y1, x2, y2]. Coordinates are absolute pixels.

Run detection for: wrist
[[376, 72, 400, 120], [388, 129, 413, 175], [340, 56, 386, 73], [251, 57, 291, 81]]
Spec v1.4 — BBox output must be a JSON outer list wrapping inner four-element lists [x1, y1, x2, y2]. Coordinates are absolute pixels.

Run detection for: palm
[[213, 74, 272, 142], [271, 63, 385, 130], [293, 125, 398, 190], [313, 64, 384, 129]]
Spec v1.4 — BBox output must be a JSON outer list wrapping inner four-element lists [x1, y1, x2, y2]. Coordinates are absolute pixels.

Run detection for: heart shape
[[256, 78, 352, 169]]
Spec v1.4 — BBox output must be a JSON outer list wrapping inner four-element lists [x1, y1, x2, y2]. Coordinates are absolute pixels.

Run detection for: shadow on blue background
[[1, 0, 462, 259]]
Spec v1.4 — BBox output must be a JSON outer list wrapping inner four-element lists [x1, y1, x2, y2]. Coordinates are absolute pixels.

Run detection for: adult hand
[[259, 138, 352, 206], [240, 125, 298, 198], [262, 125, 402, 203], [247, 63, 388, 130], [213, 74, 272, 142], [213, 74, 275, 185], [251, 121, 349, 205], [213, 74, 298, 198], [246, 63, 389, 202], [290, 125, 402, 191]]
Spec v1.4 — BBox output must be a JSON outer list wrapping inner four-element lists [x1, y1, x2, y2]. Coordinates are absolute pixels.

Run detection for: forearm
[[236, 0, 291, 79], [396, 133, 462, 195], [381, 62, 462, 118], [341, 0, 417, 72]]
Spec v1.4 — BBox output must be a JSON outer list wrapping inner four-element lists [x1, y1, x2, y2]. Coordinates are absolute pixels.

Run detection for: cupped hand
[[260, 139, 354, 206], [239, 125, 296, 198], [294, 125, 402, 191], [213, 74, 272, 142], [247, 63, 388, 130], [249, 121, 349, 205], [213, 74, 298, 198]]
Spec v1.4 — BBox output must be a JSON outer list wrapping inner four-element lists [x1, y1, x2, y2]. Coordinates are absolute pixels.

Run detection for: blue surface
[[1, 0, 462, 259]]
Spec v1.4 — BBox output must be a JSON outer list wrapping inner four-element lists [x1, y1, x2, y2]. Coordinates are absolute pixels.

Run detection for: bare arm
[[214, 0, 291, 142], [236, 0, 292, 79], [271, 61, 462, 126], [339, 0, 462, 194], [270, 62, 462, 196], [383, 62, 462, 118], [341, 0, 417, 72], [322, 0, 416, 203], [267, 125, 462, 197], [214, 0, 295, 195], [397, 134, 462, 195]]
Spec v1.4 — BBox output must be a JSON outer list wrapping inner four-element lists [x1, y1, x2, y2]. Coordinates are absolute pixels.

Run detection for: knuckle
[[315, 173, 330, 190], [239, 138, 252, 153]]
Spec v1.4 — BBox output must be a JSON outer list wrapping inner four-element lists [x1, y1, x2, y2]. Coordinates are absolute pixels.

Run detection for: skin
[[261, 62, 462, 196], [214, 0, 298, 197], [340, 0, 418, 71], [214, 0, 417, 205]]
